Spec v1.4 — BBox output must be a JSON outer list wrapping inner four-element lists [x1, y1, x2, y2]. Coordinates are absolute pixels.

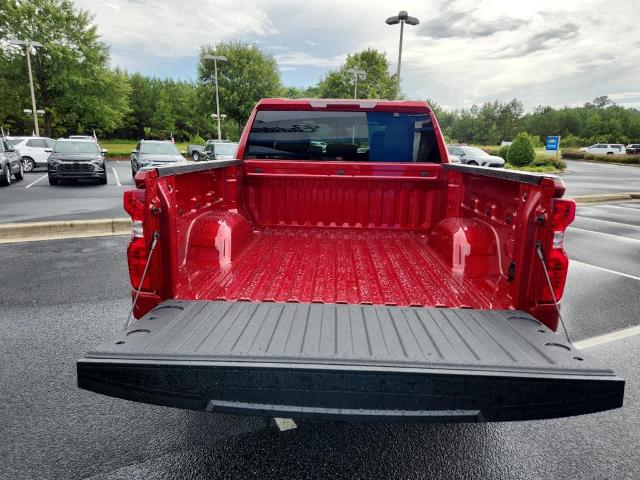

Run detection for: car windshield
[[246, 110, 441, 163], [53, 141, 100, 154], [461, 147, 489, 156], [141, 143, 178, 154], [215, 143, 237, 156]]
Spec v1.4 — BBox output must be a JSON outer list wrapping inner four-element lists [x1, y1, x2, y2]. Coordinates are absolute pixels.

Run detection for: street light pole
[[204, 54, 228, 141], [346, 68, 366, 99], [385, 11, 419, 100], [9, 39, 43, 136]]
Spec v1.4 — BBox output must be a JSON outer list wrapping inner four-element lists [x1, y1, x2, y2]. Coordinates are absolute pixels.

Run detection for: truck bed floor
[[192, 227, 500, 309]]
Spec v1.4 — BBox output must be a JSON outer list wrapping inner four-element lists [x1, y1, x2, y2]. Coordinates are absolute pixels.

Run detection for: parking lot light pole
[[385, 11, 419, 100], [9, 39, 44, 136], [347, 68, 366, 99], [204, 54, 227, 141]]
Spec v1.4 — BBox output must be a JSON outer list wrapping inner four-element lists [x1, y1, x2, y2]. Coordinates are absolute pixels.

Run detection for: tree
[[317, 49, 397, 99], [198, 41, 282, 132], [507, 132, 535, 167], [0, 0, 131, 137]]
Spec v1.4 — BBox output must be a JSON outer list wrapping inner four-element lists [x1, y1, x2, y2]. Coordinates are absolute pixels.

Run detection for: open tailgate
[[78, 301, 624, 422]]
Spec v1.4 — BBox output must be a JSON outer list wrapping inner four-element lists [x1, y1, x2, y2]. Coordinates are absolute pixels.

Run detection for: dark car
[[47, 139, 108, 185], [131, 140, 186, 177], [0, 137, 24, 186], [626, 144, 640, 154]]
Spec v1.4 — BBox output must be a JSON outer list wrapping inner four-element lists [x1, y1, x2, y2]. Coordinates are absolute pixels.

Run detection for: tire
[[48, 174, 58, 186], [0, 164, 11, 186], [467, 161, 478, 165], [607, 152, 613, 155], [14, 161, 24, 181], [192, 151, 200, 162], [22, 157, 35, 172]]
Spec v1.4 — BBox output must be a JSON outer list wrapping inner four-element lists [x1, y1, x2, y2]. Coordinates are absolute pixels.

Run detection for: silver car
[[447, 145, 505, 168], [131, 140, 186, 177]]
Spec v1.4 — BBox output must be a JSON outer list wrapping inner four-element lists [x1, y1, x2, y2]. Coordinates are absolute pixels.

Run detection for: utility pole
[[204, 54, 227, 141], [347, 68, 366, 99], [385, 11, 419, 100], [9, 39, 44, 136]]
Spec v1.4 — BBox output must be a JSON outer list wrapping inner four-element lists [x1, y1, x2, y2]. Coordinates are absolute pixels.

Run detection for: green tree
[[317, 48, 397, 99], [0, 0, 130, 137], [198, 41, 282, 132], [507, 132, 535, 167]]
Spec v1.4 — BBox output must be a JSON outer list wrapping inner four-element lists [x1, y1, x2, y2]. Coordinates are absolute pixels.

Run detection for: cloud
[[274, 51, 344, 68], [490, 23, 580, 59]]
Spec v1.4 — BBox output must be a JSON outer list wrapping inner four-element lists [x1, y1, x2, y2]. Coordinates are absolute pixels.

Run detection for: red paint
[[124, 99, 574, 331]]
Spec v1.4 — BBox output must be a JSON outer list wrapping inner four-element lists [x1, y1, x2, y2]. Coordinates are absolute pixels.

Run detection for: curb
[[572, 193, 640, 205], [0, 218, 132, 244]]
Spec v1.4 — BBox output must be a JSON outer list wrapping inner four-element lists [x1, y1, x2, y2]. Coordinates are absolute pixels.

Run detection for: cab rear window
[[245, 110, 441, 163]]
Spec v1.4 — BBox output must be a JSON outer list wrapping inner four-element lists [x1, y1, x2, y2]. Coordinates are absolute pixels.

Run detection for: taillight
[[124, 189, 145, 237], [541, 198, 576, 301]]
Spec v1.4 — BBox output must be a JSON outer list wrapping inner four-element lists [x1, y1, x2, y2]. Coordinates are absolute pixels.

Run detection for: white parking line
[[25, 174, 48, 189], [571, 259, 640, 281], [111, 167, 122, 187], [574, 325, 640, 349], [574, 215, 640, 229], [568, 226, 640, 242]]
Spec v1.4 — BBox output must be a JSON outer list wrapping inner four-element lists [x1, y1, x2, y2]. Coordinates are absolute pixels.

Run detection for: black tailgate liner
[[78, 301, 624, 422]]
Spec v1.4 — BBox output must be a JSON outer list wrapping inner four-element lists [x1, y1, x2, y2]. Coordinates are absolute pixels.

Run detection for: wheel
[[607, 152, 613, 155], [467, 161, 478, 165], [48, 174, 58, 186], [98, 174, 107, 185], [14, 161, 24, 181], [22, 157, 35, 172], [192, 151, 200, 162], [0, 164, 11, 186]]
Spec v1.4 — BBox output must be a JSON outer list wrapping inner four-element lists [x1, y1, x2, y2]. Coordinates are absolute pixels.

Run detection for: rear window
[[245, 110, 441, 163], [140, 142, 178, 155]]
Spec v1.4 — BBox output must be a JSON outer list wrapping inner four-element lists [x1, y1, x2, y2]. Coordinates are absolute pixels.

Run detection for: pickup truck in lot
[[78, 99, 624, 423]]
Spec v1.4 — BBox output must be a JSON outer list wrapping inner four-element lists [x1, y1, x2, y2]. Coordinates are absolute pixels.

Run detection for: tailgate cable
[[535, 240, 572, 344], [124, 230, 159, 330]]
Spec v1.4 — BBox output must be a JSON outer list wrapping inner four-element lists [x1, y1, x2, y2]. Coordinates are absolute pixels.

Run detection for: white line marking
[[574, 325, 640, 349], [568, 226, 640, 242], [273, 417, 297, 431], [570, 259, 640, 281], [25, 174, 47, 189], [111, 167, 122, 187], [575, 215, 640, 229]]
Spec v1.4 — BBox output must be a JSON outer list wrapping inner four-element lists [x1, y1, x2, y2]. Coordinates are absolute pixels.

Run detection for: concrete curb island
[[0, 192, 638, 243]]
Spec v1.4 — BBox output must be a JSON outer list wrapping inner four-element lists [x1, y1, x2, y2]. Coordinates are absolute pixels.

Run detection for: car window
[[7, 138, 24, 147], [461, 146, 488, 156], [44, 139, 54, 148], [140, 142, 179, 155], [27, 139, 48, 148], [246, 110, 441, 163], [215, 143, 237, 156], [2, 139, 13, 151], [595, 144, 607, 148], [53, 141, 100, 154], [135, 143, 140, 151]]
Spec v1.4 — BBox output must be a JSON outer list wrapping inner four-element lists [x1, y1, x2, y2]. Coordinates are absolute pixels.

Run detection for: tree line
[[2, 0, 638, 146]]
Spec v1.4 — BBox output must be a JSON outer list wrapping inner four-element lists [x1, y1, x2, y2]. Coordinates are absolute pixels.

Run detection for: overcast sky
[[75, 0, 640, 110]]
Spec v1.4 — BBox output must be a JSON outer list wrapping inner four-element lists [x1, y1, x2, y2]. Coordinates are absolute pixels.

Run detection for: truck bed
[[78, 301, 624, 422], [191, 227, 501, 309]]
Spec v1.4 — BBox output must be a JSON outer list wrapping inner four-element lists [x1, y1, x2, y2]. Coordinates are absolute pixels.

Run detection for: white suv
[[6, 136, 55, 171], [580, 144, 626, 155]]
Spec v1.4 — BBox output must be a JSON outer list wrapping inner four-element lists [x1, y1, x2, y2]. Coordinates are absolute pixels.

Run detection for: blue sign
[[546, 136, 560, 151]]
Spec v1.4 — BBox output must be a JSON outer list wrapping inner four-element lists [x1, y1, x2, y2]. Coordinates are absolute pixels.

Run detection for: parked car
[[188, 139, 233, 161], [47, 139, 108, 185], [201, 141, 239, 161], [625, 144, 640, 154], [131, 140, 186, 177], [78, 98, 624, 423], [579, 144, 626, 155], [0, 137, 24, 186], [446, 145, 505, 167], [6, 136, 54, 172], [69, 135, 96, 142]]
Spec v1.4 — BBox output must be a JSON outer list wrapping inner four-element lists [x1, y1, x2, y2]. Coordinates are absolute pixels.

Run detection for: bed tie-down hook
[[123, 231, 159, 331]]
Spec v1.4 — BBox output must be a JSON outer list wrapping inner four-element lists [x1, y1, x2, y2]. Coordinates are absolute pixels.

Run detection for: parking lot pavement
[[1, 206, 639, 480], [562, 159, 640, 197], [0, 161, 134, 223]]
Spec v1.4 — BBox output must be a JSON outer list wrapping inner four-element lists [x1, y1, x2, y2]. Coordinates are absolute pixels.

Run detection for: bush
[[189, 133, 206, 145], [507, 132, 535, 167], [498, 144, 510, 160]]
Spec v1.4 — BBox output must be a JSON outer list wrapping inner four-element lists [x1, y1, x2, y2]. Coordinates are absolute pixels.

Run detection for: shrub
[[507, 132, 535, 167], [189, 133, 206, 145], [498, 144, 510, 160]]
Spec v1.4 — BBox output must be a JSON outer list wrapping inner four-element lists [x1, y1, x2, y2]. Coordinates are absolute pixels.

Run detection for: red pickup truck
[[78, 99, 624, 422]]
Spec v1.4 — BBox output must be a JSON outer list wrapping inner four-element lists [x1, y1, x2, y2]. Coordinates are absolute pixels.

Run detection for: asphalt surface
[[0, 159, 638, 224], [1, 203, 639, 480]]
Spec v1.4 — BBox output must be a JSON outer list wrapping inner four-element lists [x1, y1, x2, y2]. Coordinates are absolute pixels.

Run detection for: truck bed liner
[[78, 301, 624, 422], [193, 227, 499, 309]]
